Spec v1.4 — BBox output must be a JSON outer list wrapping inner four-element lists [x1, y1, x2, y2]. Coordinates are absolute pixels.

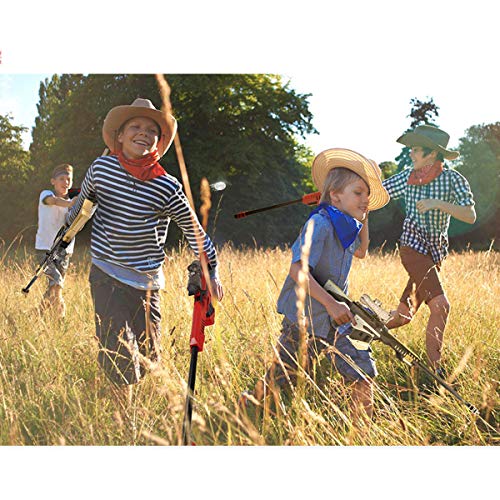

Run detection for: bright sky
[[1, 2, 498, 166]]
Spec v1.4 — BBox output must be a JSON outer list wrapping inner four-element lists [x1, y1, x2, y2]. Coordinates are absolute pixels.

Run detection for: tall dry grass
[[0, 243, 498, 445]]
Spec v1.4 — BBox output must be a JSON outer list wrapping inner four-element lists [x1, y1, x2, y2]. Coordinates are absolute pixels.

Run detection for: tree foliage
[[395, 97, 440, 171], [0, 114, 34, 240], [26, 74, 317, 246], [379, 161, 398, 179], [0, 114, 32, 184], [449, 122, 500, 244]]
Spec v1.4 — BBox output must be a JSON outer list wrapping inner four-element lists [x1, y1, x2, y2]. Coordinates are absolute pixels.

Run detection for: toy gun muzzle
[[234, 192, 321, 219]]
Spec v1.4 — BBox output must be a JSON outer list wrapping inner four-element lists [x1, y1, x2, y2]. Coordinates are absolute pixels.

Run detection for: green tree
[[28, 74, 317, 246], [379, 161, 398, 179], [395, 97, 440, 171], [0, 114, 34, 242], [0, 114, 32, 184], [450, 122, 500, 245], [30, 74, 84, 184]]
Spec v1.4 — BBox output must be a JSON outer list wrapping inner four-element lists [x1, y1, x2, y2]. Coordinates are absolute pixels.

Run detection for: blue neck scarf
[[307, 203, 362, 249]]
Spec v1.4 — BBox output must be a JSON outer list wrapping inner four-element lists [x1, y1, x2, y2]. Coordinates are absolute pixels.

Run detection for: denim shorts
[[89, 264, 162, 385], [266, 319, 377, 388]]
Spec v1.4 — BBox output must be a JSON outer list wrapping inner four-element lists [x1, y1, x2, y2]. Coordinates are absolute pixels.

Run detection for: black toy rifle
[[323, 280, 479, 414], [22, 199, 96, 294]]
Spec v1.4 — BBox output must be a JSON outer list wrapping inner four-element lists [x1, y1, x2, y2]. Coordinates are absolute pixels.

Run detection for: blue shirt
[[277, 208, 360, 338]]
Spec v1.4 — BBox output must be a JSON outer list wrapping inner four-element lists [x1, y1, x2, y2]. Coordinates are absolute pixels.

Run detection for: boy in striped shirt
[[382, 125, 476, 376], [67, 98, 223, 398]]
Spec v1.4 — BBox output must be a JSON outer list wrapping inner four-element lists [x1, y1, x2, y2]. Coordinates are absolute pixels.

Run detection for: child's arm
[[416, 199, 476, 224], [165, 185, 223, 301], [289, 261, 355, 325], [43, 195, 77, 208], [354, 217, 369, 259]]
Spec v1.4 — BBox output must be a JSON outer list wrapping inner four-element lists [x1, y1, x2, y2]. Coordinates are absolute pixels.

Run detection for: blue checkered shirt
[[382, 165, 474, 264]]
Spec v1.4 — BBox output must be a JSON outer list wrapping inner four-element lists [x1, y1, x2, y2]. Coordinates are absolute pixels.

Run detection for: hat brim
[[397, 131, 459, 160], [311, 148, 390, 211], [102, 105, 177, 158]]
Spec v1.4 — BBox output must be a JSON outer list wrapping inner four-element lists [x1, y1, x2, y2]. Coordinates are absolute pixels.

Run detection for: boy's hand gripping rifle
[[182, 258, 215, 445], [22, 199, 96, 294], [323, 280, 479, 415]]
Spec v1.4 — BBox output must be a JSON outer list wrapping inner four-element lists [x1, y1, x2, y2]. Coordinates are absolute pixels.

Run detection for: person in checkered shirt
[[382, 125, 476, 377]]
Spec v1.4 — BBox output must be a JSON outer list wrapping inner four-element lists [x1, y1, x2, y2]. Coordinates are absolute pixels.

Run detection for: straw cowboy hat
[[311, 148, 390, 211], [102, 98, 177, 157], [396, 124, 459, 160]]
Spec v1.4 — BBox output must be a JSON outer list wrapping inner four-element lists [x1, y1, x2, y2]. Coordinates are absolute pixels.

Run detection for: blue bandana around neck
[[307, 203, 362, 249]]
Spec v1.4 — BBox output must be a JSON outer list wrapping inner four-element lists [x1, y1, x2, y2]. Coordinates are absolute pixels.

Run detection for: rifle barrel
[[234, 192, 321, 219], [182, 345, 199, 445], [234, 198, 303, 219]]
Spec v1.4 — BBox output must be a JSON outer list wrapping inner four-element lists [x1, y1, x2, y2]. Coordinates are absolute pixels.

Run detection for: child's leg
[[252, 321, 319, 402], [330, 332, 377, 422], [351, 379, 374, 421], [262, 322, 303, 396], [242, 324, 298, 416], [133, 289, 162, 375], [425, 293, 450, 369], [386, 301, 413, 329], [89, 265, 142, 385], [389, 247, 447, 369], [40, 251, 70, 318]]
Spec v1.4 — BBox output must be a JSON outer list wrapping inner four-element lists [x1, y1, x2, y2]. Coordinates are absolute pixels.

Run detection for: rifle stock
[[323, 280, 479, 415]]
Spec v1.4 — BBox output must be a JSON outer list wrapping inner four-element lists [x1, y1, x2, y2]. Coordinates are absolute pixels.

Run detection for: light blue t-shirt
[[276, 209, 360, 339]]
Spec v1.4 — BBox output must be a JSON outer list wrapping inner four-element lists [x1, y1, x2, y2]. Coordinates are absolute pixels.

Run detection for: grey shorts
[[37, 249, 71, 287], [266, 320, 377, 388], [89, 264, 162, 386]]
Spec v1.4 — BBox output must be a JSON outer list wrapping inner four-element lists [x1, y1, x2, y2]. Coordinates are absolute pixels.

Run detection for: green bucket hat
[[396, 124, 459, 160]]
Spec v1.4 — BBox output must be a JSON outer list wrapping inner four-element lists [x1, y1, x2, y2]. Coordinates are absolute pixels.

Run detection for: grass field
[[0, 243, 498, 446]]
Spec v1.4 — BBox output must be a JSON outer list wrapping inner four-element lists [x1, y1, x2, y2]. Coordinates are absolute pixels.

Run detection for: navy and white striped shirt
[[383, 165, 474, 263], [67, 155, 218, 281]]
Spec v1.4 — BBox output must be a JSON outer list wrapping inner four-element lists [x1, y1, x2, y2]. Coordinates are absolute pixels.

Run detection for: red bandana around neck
[[408, 161, 443, 186], [116, 149, 166, 181]]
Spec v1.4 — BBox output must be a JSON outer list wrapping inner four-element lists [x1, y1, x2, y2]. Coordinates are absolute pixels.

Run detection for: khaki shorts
[[399, 246, 444, 312]]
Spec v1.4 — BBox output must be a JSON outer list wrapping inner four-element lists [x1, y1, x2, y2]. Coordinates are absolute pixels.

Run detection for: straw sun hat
[[102, 98, 177, 157], [311, 148, 390, 211]]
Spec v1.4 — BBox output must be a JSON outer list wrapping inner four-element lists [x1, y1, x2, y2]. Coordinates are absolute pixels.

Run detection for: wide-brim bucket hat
[[102, 98, 177, 157], [311, 148, 390, 211], [397, 124, 459, 160]]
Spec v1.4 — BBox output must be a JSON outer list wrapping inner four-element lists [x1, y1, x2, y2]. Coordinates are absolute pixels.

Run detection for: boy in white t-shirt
[[35, 164, 77, 317]]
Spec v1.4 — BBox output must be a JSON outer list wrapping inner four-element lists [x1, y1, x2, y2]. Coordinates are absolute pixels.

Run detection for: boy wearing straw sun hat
[[243, 148, 389, 422], [382, 125, 475, 378], [66, 98, 223, 400]]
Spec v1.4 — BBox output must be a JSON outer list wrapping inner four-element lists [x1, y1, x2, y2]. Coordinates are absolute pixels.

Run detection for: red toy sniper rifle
[[234, 192, 321, 219], [182, 257, 215, 445], [155, 74, 218, 445]]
